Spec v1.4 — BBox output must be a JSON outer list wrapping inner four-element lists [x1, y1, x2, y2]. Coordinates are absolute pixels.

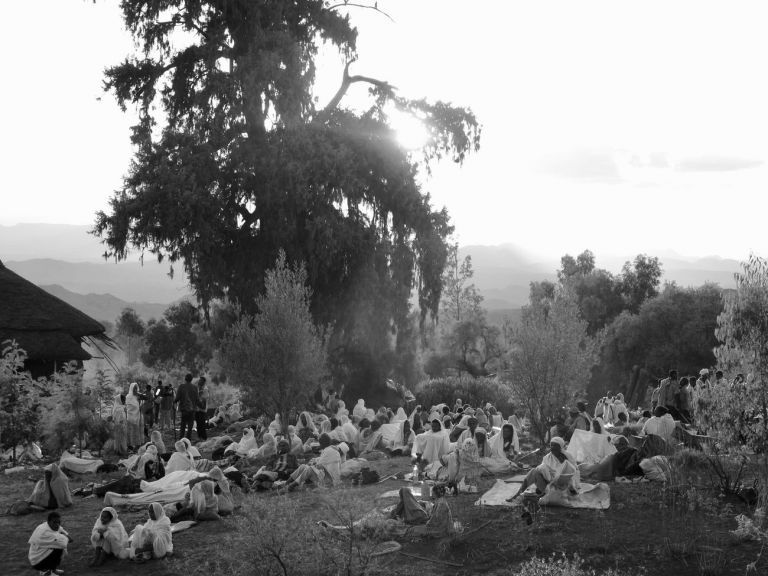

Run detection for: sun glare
[[389, 111, 429, 151]]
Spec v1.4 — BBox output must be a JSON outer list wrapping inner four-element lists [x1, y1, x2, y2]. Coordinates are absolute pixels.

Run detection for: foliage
[[115, 307, 146, 364], [510, 554, 642, 576], [414, 375, 515, 414], [0, 341, 45, 463], [93, 0, 480, 402], [505, 290, 602, 445], [218, 252, 327, 431], [596, 283, 722, 405], [142, 301, 212, 370], [40, 363, 101, 456]]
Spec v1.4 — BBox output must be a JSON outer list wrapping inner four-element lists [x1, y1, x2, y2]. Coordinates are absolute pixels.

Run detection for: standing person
[[195, 377, 208, 441], [158, 383, 175, 432], [657, 370, 677, 412], [175, 374, 199, 440], [325, 390, 339, 416], [153, 379, 163, 422], [111, 393, 129, 457], [126, 382, 143, 450], [142, 383, 155, 438], [675, 377, 693, 424], [696, 369, 710, 391], [28, 511, 72, 575]]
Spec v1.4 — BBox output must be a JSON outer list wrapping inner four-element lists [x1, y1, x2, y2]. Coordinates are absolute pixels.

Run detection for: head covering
[[92, 506, 129, 554], [150, 430, 166, 453], [699, 368, 710, 376], [611, 435, 629, 447], [181, 437, 201, 458], [353, 399, 366, 418], [297, 411, 318, 434], [337, 442, 349, 456], [550, 436, 566, 448], [111, 393, 126, 422]]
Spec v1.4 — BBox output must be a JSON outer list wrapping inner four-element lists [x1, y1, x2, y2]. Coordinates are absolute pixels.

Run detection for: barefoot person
[[130, 502, 173, 560], [89, 507, 129, 566], [28, 511, 72, 576], [507, 437, 579, 501]]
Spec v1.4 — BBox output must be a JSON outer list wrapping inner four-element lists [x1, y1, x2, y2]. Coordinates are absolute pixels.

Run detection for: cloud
[[676, 155, 763, 172], [535, 149, 621, 182]]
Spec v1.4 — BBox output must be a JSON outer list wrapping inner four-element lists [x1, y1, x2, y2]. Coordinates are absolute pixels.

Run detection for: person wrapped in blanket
[[508, 437, 579, 501], [130, 502, 173, 561], [28, 511, 72, 575], [251, 439, 298, 490], [29, 464, 73, 510], [94, 444, 165, 497], [283, 434, 342, 491], [89, 506, 129, 566]]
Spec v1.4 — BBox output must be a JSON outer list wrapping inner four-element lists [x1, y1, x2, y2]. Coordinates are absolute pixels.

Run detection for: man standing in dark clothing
[[176, 373, 199, 440]]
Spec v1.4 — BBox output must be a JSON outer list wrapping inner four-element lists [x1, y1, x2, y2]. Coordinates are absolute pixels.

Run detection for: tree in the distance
[[218, 252, 327, 432], [92, 0, 480, 399], [115, 307, 146, 365], [505, 290, 602, 446], [142, 301, 211, 371]]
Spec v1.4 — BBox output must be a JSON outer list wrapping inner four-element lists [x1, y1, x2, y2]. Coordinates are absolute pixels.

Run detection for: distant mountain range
[[0, 224, 741, 321]]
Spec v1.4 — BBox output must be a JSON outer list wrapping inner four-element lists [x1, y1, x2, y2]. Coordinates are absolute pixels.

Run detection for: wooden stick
[[457, 519, 493, 539], [398, 551, 464, 568]]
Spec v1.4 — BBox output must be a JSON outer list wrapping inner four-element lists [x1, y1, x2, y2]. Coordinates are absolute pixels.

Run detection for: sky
[[2, 0, 767, 262]]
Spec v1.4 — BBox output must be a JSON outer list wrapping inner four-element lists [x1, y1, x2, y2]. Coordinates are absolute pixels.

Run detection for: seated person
[[165, 440, 197, 473], [488, 423, 519, 460], [296, 411, 318, 444], [284, 434, 341, 490], [89, 506, 129, 566], [28, 511, 72, 575], [170, 480, 220, 522], [414, 418, 452, 469], [641, 406, 676, 446], [252, 439, 298, 490], [29, 464, 72, 510], [388, 419, 415, 457], [579, 436, 642, 482], [359, 419, 386, 456], [508, 437, 579, 501], [130, 503, 173, 560]]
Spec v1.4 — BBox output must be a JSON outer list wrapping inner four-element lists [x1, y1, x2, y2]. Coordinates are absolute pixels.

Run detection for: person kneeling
[[89, 507, 129, 566]]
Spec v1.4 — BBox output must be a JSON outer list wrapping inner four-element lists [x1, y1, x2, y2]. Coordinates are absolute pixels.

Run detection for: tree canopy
[[93, 1, 480, 396]]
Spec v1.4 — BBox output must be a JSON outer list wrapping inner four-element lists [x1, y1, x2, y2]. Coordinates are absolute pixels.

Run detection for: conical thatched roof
[[0, 259, 111, 362]]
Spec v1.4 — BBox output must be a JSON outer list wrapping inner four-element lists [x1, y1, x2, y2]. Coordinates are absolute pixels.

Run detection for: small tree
[[505, 289, 602, 445], [116, 307, 146, 365], [218, 252, 328, 433], [0, 341, 44, 464], [698, 255, 768, 498]]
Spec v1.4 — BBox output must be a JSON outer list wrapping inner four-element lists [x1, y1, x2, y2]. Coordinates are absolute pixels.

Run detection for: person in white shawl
[[284, 434, 341, 490], [339, 421, 360, 454], [286, 425, 305, 455], [130, 502, 173, 560], [295, 412, 318, 443], [414, 419, 452, 465], [224, 427, 258, 456], [165, 440, 196, 474], [393, 407, 408, 422], [352, 399, 366, 419], [28, 511, 71, 573], [509, 437, 579, 500], [126, 382, 143, 449], [89, 506, 129, 566], [268, 413, 282, 436], [335, 400, 349, 420], [488, 423, 519, 463], [248, 433, 277, 459]]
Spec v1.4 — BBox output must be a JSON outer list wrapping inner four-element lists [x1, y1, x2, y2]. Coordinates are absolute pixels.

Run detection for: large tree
[[93, 1, 480, 398]]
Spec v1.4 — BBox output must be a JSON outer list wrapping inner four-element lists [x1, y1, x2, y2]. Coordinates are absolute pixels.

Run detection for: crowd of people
[[26, 365, 735, 575]]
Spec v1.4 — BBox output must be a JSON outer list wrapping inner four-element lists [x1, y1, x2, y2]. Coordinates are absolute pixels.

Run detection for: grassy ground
[[1, 452, 764, 576]]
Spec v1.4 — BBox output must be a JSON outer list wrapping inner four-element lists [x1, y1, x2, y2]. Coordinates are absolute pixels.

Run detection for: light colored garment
[[126, 382, 143, 446], [488, 423, 519, 460], [104, 483, 189, 507], [415, 430, 451, 464], [339, 423, 360, 453], [150, 430, 166, 454], [190, 480, 219, 519], [567, 429, 617, 464], [296, 412, 318, 437], [206, 467, 234, 515], [28, 521, 69, 566], [29, 463, 72, 508], [536, 451, 580, 491], [90, 506, 129, 558], [132, 445, 161, 480], [130, 502, 173, 559], [248, 433, 276, 459], [268, 414, 282, 436], [393, 408, 408, 422], [111, 395, 128, 456], [353, 400, 366, 419], [225, 428, 258, 455], [59, 450, 104, 474], [642, 414, 677, 445], [165, 440, 196, 473], [287, 428, 304, 455], [315, 445, 342, 486], [140, 470, 200, 492]]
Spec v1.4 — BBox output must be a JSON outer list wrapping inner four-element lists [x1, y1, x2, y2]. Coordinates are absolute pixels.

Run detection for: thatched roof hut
[[0, 259, 113, 377]]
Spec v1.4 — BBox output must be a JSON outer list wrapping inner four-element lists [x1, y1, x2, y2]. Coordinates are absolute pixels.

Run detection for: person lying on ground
[[130, 502, 173, 561], [95, 444, 165, 497], [28, 511, 72, 576], [283, 434, 342, 491], [29, 464, 72, 510], [252, 439, 299, 490], [414, 418, 452, 467], [89, 506, 129, 566], [579, 435, 642, 482], [507, 437, 579, 501]]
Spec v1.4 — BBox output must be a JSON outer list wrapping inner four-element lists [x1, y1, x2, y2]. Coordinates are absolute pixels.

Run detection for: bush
[[415, 375, 515, 414], [505, 554, 643, 576]]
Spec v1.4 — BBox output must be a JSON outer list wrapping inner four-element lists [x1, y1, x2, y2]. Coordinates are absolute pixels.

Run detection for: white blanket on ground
[[104, 483, 190, 507], [538, 481, 610, 509], [140, 470, 200, 492], [474, 479, 523, 507], [59, 451, 104, 474], [567, 429, 616, 464]]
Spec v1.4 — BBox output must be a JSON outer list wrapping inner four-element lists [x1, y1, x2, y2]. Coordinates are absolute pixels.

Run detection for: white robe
[[415, 431, 451, 464]]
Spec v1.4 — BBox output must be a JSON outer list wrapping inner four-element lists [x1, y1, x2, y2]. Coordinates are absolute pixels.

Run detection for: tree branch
[[328, 2, 395, 22], [318, 58, 396, 117]]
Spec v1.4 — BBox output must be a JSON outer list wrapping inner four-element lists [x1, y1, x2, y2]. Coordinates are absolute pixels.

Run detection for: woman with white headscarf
[[508, 437, 579, 501], [295, 412, 318, 443], [111, 393, 128, 457], [126, 383, 143, 449], [248, 433, 277, 459], [284, 434, 342, 490], [150, 430, 166, 455], [268, 413, 282, 436], [165, 440, 196, 474], [286, 425, 304, 455], [89, 506, 129, 565], [29, 464, 73, 509], [130, 502, 173, 560], [224, 427, 258, 456], [353, 399, 366, 419]]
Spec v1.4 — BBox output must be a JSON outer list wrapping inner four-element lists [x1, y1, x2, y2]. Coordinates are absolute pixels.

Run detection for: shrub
[[506, 554, 643, 576], [415, 375, 515, 414]]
